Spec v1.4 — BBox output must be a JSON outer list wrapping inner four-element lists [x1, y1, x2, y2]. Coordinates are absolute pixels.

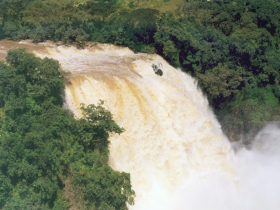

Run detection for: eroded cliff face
[[218, 114, 256, 144], [217, 110, 272, 148]]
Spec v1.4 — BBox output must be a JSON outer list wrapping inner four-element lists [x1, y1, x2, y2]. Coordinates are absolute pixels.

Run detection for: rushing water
[[1, 40, 280, 210]]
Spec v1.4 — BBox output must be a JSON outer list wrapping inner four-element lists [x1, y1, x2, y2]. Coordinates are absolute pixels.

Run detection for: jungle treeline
[[0, 49, 135, 209], [0, 0, 280, 208], [1, 0, 280, 141]]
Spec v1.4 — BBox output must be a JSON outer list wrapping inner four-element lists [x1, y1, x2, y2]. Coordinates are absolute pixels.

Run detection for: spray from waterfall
[[0, 40, 280, 210]]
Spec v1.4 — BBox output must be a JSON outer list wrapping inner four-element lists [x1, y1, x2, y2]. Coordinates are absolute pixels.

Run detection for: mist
[[168, 123, 280, 210], [0, 40, 279, 210]]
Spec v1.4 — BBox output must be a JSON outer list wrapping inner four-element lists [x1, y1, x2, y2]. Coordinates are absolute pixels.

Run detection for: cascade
[[0, 40, 280, 210]]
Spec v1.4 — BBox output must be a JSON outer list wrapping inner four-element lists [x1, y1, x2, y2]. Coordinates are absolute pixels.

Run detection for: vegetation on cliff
[[0, 0, 280, 208], [1, 0, 279, 141], [0, 49, 134, 209]]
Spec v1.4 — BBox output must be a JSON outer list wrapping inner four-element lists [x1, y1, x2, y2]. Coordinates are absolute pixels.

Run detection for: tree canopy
[[0, 0, 279, 143], [0, 49, 134, 209]]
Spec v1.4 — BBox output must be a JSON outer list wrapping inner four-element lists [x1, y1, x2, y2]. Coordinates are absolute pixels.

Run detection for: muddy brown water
[[0, 39, 53, 62]]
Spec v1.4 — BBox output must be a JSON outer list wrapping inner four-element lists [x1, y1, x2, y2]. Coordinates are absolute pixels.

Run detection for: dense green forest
[[0, 50, 134, 209], [1, 0, 279, 142], [0, 0, 280, 208], [0, 0, 280, 141]]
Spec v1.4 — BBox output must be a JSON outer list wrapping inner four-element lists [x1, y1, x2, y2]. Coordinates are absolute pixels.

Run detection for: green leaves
[[81, 102, 124, 134], [196, 63, 243, 100], [219, 86, 280, 142], [4, 49, 64, 107], [0, 51, 134, 209]]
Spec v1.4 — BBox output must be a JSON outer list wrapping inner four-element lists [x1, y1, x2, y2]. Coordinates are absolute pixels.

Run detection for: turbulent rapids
[[1, 40, 280, 210]]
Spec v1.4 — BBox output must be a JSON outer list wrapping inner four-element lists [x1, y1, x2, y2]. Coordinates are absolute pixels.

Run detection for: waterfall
[[1, 40, 280, 210]]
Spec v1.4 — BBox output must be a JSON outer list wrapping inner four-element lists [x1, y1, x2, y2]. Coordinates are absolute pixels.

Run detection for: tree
[[86, 0, 119, 22], [0, 50, 134, 209]]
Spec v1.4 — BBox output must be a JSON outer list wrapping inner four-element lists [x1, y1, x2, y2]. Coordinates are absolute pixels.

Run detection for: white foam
[[32, 43, 280, 210]]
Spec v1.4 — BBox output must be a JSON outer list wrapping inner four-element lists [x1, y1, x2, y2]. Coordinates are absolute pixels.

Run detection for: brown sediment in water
[[0, 39, 51, 62], [0, 40, 235, 210]]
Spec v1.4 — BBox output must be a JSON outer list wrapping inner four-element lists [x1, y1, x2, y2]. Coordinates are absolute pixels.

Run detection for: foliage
[[229, 88, 280, 126], [219, 87, 280, 142], [0, 0, 280, 140], [0, 50, 134, 209]]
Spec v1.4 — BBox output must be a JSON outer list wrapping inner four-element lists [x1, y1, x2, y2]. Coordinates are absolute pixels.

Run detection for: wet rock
[[155, 69, 163, 76], [152, 63, 163, 76]]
